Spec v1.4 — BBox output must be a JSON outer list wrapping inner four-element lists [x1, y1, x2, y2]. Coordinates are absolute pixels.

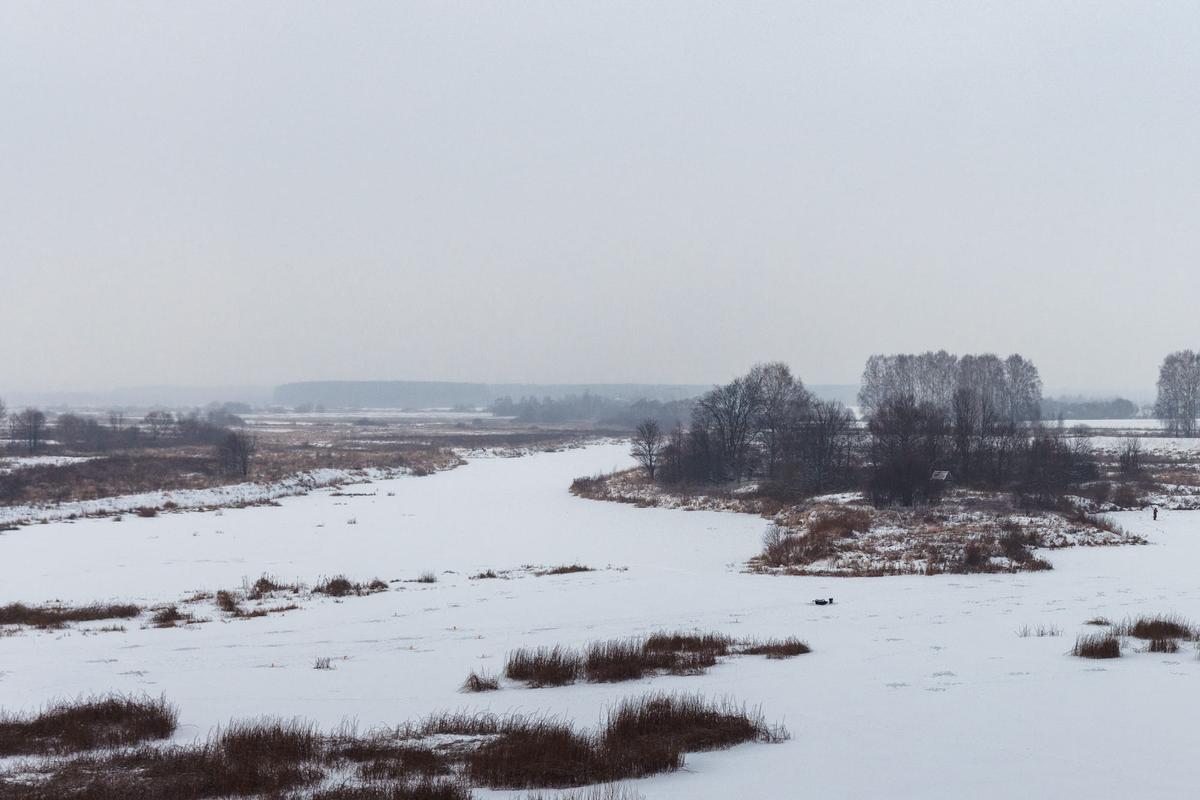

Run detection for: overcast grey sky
[[2, 1, 1198, 396]]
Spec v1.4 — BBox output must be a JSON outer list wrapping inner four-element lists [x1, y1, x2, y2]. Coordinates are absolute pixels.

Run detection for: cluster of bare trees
[[631, 363, 856, 495], [216, 430, 258, 477], [1155, 350, 1200, 437], [8, 408, 47, 455], [858, 351, 1050, 503], [863, 391, 1095, 508], [1, 402, 258, 477], [859, 351, 1043, 424], [492, 393, 691, 431], [50, 409, 235, 452]]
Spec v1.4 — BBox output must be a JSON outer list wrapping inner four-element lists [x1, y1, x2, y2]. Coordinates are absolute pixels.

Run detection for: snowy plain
[[0, 442, 1197, 799]]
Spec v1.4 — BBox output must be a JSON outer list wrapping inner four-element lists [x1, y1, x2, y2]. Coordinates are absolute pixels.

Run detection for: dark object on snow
[[813, 598, 834, 606], [1153, 507, 1158, 521]]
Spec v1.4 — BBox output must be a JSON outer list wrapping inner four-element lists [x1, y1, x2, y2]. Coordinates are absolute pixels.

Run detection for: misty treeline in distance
[[490, 393, 691, 430], [628, 349, 1196, 509], [0, 401, 258, 479]]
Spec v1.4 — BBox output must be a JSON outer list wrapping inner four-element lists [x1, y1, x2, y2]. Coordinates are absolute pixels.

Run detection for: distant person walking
[[1153, 506, 1159, 521]]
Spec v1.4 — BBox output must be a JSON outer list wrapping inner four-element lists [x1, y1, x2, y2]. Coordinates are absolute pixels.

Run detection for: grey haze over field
[[2, 1, 1198, 397]]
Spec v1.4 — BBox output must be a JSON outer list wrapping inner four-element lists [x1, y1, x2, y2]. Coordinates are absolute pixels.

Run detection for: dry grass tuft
[[460, 671, 500, 693], [1115, 614, 1194, 640], [246, 573, 296, 599], [584, 639, 675, 683], [0, 602, 141, 629], [1016, 624, 1062, 638], [0, 694, 783, 798], [538, 565, 594, 576], [216, 590, 242, 614], [601, 693, 785, 754], [1147, 638, 1179, 653], [0, 694, 177, 756], [520, 786, 644, 800], [738, 638, 812, 658], [642, 632, 732, 656], [314, 575, 390, 598], [505, 647, 582, 687], [150, 605, 193, 628], [1071, 633, 1121, 659]]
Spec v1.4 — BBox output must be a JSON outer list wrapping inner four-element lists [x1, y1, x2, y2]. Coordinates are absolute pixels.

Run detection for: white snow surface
[[0, 455, 96, 474], [0, 443, 1197, 799], [0, 466, 410, 527]]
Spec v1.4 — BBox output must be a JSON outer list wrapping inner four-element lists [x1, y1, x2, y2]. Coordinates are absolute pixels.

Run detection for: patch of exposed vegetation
[[497, 631, 807, 690], [1114, 614, 1194, 640], [313, 575, 389, 598], [0, 694, 784, 798], [1071, 633, 1121, 659], [0, 602, 140, 630], [0, 695, 177, 756]]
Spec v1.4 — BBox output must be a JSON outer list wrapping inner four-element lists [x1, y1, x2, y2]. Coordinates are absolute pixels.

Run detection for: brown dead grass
[[0, 694, 177, 756]]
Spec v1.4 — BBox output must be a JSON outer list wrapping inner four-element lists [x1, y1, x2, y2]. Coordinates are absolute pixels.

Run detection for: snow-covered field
[[0, 455, 96, 474], [1, 443, 1197, 798], [0, 466, 417, 528]]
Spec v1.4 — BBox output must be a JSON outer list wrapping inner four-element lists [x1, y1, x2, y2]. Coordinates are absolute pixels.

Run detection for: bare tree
[[216, 430, 258, 477], [630, 418, 664, 479], [11, 408, 47, 455], [793, 399, 856, 493], [867, 395, 949, 507], [143, 410, 175, 441], [749, 361, 810, 478], [694, 376, 763, 481], [1155, 350, 1200, 437], [1117, 437, 1142, 476]]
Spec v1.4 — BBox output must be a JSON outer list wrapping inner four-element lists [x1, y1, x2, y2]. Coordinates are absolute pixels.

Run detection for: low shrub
[[216, 590, 242, 614], [808, 508, 871, 538], [314, 576, 357, 597], [150, 606, 191, 628], [246, 574, 296, 599], [313, 575, 390, 597]]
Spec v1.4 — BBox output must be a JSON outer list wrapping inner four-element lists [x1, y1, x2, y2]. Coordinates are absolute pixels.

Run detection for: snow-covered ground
[[0, 443, 1197, 798], [0, 455, 96, 474], [1090, 434, 1200, 457], [0, 466, 417, 528]]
